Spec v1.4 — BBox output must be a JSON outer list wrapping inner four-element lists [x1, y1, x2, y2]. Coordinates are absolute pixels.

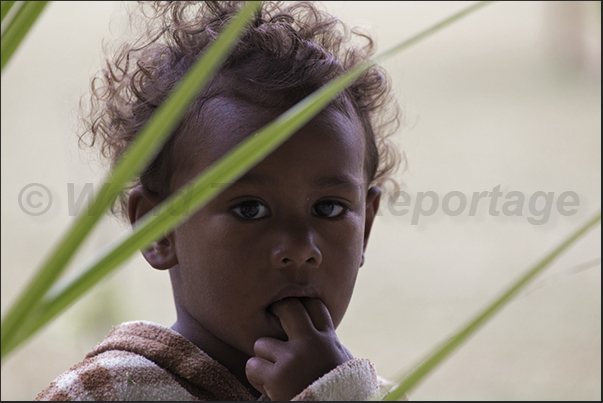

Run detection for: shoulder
[[290, 359, 410, 401], [291, 358, 379, 401], [35, 320, 253, 401], [36, 349, 197, 401]]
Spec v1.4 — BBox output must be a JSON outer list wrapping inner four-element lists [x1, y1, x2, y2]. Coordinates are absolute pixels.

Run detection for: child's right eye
[[231, 200, 270, 220]]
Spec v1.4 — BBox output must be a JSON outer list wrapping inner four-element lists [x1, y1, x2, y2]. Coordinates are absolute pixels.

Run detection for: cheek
[[324, 215, 365, 261], [172, 217, 253, 297], [327, 267, 359, 330], [320, 217, 365, 327], [175, 214, 240, 263]]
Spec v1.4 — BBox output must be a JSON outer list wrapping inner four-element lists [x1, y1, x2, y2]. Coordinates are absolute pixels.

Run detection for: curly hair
[[80, 1, 403, 220]]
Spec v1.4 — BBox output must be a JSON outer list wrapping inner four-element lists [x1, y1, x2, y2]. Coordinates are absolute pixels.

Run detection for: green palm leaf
[[380, 212, 601, 400], [2, 2, 599, 400], [1, 0, 494, 360], [0, 0, 262, 358], [1, 1, 17, 23], [1, 1, 48, 71]]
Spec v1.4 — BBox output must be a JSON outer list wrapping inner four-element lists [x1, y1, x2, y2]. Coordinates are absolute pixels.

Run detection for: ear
[[128, 186, 178, 270], [360, 186, 381, 267]]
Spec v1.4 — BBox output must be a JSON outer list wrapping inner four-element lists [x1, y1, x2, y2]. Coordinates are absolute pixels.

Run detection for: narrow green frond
[[1, 1, 17, 23], [375, 1, 494, 63], [1, 1, 48, 72], [1, 1, 497, 360], [380, 212, 601, 401], [0, 0, 261, 359]]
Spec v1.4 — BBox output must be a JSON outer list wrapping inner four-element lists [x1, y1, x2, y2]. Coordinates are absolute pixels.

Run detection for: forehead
[[171, 97, 366, 190]]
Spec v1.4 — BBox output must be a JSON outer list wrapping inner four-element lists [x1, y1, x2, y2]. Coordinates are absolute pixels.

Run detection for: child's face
[[143, 98, 380, 359]]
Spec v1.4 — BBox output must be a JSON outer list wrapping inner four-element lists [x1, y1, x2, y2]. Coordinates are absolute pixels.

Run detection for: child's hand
[[245, 298, 354, 401]]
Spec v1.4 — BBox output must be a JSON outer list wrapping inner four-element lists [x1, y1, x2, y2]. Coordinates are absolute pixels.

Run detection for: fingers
[[271, 297, 335, 338], [253, 337, 287, 363], [270, 298, 314, 339], [300, 298, 334, 332], [245, 356, 272, 397]]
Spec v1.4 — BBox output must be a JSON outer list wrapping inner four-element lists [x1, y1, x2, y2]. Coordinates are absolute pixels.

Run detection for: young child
[[37, 1, 403, 401]]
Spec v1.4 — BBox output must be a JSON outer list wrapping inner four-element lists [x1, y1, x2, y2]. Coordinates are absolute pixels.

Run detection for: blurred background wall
[[1, 1, 600, 400]]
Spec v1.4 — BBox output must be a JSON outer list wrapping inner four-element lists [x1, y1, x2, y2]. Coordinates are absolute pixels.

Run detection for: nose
[[270, 222, 322, 269]]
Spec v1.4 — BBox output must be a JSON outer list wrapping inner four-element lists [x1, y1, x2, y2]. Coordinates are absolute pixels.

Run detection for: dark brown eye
[[312, 201, 345, 218], [232, 201, 269, 219]]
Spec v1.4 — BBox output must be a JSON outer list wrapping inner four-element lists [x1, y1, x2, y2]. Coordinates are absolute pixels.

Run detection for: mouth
[[264, 287, 319, 339], [264, 286, 319, 321], [266, 286, 319, 311], [265, 294, 315, 340], [266, 296, 310, 317]]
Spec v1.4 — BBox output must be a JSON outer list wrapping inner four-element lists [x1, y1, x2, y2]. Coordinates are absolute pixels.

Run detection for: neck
[[171, 306, 262, 398]]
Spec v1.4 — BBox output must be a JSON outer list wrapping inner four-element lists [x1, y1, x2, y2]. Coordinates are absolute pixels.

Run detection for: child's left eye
[[312, 201, 347, 218]]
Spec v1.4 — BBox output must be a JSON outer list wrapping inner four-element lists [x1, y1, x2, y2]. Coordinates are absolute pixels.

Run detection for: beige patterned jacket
[[36, 321, 402, 401]]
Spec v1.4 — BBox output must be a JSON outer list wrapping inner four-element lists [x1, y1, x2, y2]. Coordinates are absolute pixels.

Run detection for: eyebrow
[[313, 174, 361, 189], [224, 173, 360, 189]]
